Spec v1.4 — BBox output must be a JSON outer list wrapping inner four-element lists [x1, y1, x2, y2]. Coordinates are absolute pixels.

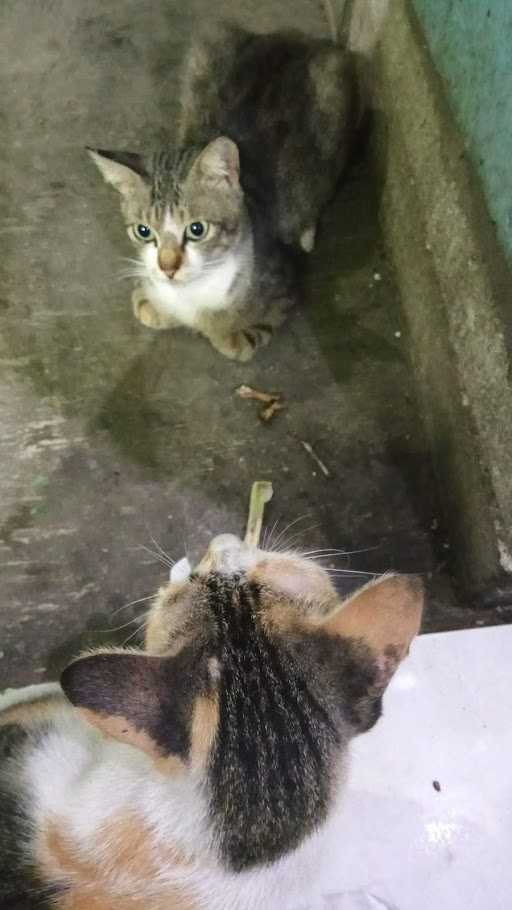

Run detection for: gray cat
[[89, 23, 362, 360]]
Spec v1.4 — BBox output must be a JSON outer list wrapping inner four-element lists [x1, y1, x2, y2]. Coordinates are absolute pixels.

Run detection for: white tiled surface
[[321, 625, 512, 910]]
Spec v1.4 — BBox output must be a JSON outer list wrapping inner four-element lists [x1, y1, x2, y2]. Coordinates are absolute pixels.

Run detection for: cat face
[[88, 138, 245, 285], [61, 534, 423, 870]]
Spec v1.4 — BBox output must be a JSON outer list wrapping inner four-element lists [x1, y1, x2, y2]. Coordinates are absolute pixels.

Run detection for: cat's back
[[179, 23, 357, 152], [178, 23, 360, 246]]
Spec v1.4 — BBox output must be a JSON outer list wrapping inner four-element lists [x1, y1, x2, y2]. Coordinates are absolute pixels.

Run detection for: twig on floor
[[301, 441, 332, 478], [236, 385, 285, 424], [237, 384, 277, 404], [245, 481, 274, 547], [259, 400, 285, 423]]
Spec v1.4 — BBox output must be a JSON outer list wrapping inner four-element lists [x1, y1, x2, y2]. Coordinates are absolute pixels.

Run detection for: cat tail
[[339, 0, 356, 46], [339, 1, 391, 56], [325, 0, 391, 124], [319, 0, 358, 45], [320, 0, 339, 43]]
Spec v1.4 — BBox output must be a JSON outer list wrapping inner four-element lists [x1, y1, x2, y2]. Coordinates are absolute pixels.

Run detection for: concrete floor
[[0, 0, 494, 690]]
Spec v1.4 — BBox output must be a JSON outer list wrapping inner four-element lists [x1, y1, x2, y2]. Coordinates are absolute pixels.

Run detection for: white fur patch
[[0, 682, 61, 712], [162, 208, 177, 235], [170, 556, 191, 583], [300, 225, 316, 253], [142, 245, 241, 327]]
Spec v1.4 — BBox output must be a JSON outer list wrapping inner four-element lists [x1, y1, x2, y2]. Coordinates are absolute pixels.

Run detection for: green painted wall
[[411, 0, 512, 261]]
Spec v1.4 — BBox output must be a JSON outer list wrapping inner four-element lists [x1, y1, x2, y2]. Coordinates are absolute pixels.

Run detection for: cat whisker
[[263, 518, 281, 550], [327, 568, 380, 577], [110, 592, 156, 619], [202, 257, 229, 270], [116, 257, 146, 277], [116, 273, 143, 282], [137, 544, 174, 569], [300, 547, 352, 555], [302, 552, 365, 561], [116, 266, 147, 278], [268, 515, 311, 552], [148, 533, 176, 568], [300, 544, 382, 560], [305, 556, 354, 564], [301, 550, 349, 558], [272, 524, 321, 553], [262, 520, 280, 550], [122, 616, 149, 647], [95, 608, 151, 635]]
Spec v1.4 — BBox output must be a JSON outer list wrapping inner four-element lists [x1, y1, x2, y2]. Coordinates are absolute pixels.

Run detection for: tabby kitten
[[89, 24, 361, 360], [0, 534, 422, 909]]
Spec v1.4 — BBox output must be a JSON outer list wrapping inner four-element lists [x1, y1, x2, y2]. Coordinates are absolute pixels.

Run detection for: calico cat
[[88, 23, 362, 360], [0, 534, 423, 909]]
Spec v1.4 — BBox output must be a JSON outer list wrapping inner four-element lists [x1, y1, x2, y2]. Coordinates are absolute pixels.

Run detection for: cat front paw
[[209, 326, 273, 362], [300, 224, 316, 253], [131, 288, 178, 330]]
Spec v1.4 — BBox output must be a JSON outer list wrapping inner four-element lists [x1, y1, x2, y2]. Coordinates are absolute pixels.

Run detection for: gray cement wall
[[412, 0, 512, 268], [339, 0, 512, 603]]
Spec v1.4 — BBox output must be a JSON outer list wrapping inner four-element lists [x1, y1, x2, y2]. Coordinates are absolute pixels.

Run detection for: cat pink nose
[[158, 245, 182, 279]]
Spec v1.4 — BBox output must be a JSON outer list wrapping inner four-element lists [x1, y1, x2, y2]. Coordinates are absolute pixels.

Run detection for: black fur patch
[[203, 573, 386, 871], [286, 631, 383, 734], [61, 646, 205, 758], [207, 576, 340, 871], [151, 147, 200, 207], [0, 724, 61, 909], [179, 26, 359, 245]]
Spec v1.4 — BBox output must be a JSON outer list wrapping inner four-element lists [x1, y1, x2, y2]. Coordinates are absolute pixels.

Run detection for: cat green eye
[[185, 221, 209, 242], [133, 223, 155, 243]]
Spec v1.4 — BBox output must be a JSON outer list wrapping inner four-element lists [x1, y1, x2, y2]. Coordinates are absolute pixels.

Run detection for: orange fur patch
[[324, 575, 423, 653], [249, 557, 339, 632], [0, 693, 66, 729], [190, 694, 219, 769], [260, 599, 304, 635], [42, 822, 95, 881], [78, 708, 186, 774], [57, 893, 121, 910], [55, 888, 196, 910], [41, 816, 197, 910], [322, 575, 424, 686], [105, 812, 192, 873]]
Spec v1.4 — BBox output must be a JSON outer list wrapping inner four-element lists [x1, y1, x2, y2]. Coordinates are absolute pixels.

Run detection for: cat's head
[[61, 534, 423, 870], [88, 138, 245, 285]]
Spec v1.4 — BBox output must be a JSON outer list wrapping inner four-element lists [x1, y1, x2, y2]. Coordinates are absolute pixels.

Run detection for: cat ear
[[195, 137, 240, 188], [86, 147, 150, 197], [61, 649, 219, 770], [322, 574, 424, 692]]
